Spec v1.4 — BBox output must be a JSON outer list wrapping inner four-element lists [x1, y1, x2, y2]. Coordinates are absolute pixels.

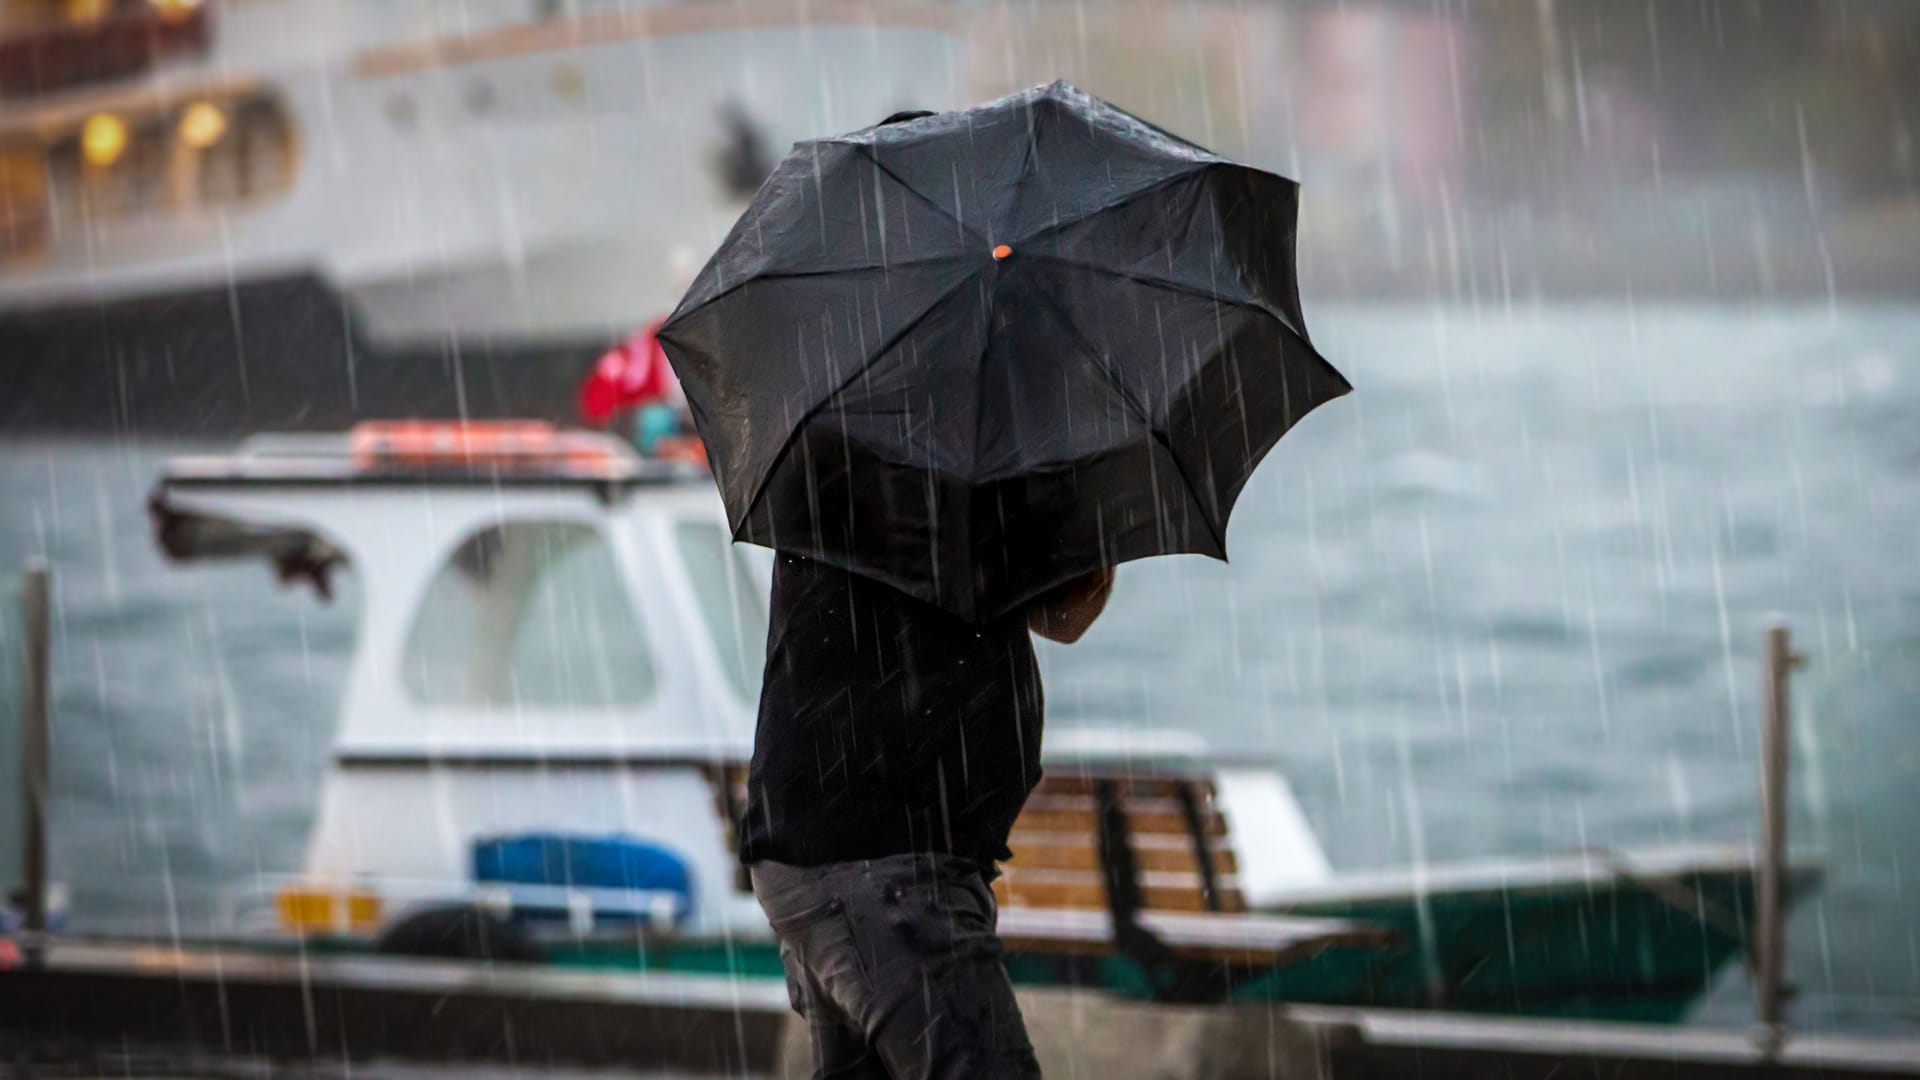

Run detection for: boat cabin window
[[674, 521, 767, 702], [402, 521, 655, 709]]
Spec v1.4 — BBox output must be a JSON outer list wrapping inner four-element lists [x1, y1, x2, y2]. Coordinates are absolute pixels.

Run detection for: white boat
[[144, 421, 1817, 1017], [0, 0, 965, 432]]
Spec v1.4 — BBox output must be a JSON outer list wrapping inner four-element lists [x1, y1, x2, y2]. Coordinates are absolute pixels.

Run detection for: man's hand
[[1027, 567, 1115, 644]]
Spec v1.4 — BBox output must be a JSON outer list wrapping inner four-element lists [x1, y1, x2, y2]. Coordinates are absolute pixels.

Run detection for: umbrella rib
[[1025, 281, 1229, 560], [663, 255, 973, 326], [847, 144, 983, 244], [1084, 258, 1353, 407], [1023, 251, 1314, 351], [1027, 283, 1156, 425], [731, 270, 985, 541], [1009, 163, 1215, 251], [1027, 254, 1351, 530], [1005, 96, 1041, 241]]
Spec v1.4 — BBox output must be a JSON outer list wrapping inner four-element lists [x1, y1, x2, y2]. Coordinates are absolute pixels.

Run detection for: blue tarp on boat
[[472, 834, 692, 924]]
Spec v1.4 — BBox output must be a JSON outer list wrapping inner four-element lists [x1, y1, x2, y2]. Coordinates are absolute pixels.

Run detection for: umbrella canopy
[[658, 81, 1351, 624]]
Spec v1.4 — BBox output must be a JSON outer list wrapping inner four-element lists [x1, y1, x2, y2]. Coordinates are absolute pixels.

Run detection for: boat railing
[[160, 420, 708, 488]]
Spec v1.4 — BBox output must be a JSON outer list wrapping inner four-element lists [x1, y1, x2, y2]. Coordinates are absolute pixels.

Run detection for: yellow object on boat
[[276, 884, 383, 933]]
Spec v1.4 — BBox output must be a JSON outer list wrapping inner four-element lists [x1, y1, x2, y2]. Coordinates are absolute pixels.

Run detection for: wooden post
[[1754, 623, 1800, 1052], [19, 561, 50, 965]]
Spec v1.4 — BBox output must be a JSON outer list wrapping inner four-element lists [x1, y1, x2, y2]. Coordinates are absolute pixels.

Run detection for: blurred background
[[0, 0, 1915, 1039]]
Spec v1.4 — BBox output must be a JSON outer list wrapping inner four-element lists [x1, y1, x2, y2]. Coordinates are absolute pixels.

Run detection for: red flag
[[579, 317, 673, 424]]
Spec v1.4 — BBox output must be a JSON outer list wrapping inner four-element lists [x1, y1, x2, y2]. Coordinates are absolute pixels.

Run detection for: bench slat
[[1012, 806, 1227, 837], [1008, 829, 1237, 854], [1023, 793, 1213, 815], [1030, 774, 1214, 797], [1005, 836, 1237, 876], [993, 872, 1245, 915]]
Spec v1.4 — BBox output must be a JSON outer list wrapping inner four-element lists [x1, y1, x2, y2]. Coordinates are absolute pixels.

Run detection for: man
[[744, 554, 1114, 1079]]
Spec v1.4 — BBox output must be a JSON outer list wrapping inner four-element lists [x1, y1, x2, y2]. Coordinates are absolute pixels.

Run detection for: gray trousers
[[751, 854, 1042, 1079]]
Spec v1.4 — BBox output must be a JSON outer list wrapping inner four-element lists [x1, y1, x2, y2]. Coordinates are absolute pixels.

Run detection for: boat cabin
[[153, 422, 775, 935]]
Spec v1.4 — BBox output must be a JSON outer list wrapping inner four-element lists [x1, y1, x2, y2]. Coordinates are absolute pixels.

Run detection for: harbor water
[[2, 304, 1916, 1036]]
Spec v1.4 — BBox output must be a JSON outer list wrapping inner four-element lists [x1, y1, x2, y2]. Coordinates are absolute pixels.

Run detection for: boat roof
[[159, 423, 709, 496]]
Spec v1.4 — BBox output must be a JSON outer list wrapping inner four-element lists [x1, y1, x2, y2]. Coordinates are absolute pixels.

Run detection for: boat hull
[[0, 272, 601, 433], [1247, 864, 1820, 1022], [492, 862, 1805, 1023]]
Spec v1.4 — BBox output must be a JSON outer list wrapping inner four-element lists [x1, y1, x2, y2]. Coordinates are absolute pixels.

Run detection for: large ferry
[[0, 0, 964, 433]]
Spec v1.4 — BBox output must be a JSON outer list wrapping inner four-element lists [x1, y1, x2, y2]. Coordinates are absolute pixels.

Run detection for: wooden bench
[[705, 763, 1393, 1002], [997, 773, 1244, 914], [994, 769, 1391, 1001]]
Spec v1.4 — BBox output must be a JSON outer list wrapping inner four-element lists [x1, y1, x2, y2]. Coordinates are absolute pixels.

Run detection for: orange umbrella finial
[[992, 244, 1012, 261]]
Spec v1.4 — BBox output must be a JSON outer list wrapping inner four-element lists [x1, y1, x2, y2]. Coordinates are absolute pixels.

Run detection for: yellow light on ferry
[[148, 0, 205, 20], [80, 113, 128, 167], [177, 102, 228, 149], [65, 0, 111, 23]]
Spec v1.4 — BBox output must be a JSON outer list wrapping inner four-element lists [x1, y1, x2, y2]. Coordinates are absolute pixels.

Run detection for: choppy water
[[2, 304, 1916, 1035]]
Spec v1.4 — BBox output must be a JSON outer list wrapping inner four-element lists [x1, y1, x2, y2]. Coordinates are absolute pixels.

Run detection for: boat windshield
[[402, 520, 656, 709], [674, 520, 767, 703]]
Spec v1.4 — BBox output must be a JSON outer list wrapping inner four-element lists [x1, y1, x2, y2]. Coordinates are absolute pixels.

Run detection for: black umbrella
[[657, 81, 1351, 624]]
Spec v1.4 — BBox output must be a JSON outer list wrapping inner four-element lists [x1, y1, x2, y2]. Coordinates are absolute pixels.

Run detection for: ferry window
[[0, 145, 49, 260], [675, 521, 767, 702], [34, 92, 295, 230], [183, 97, 295, 207], [404, 521, 655, 709]]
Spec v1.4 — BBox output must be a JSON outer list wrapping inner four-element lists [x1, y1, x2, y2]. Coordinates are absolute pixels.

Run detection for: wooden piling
[[18, 562, 50, 967], [1754, 622, 1800, 1050]]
